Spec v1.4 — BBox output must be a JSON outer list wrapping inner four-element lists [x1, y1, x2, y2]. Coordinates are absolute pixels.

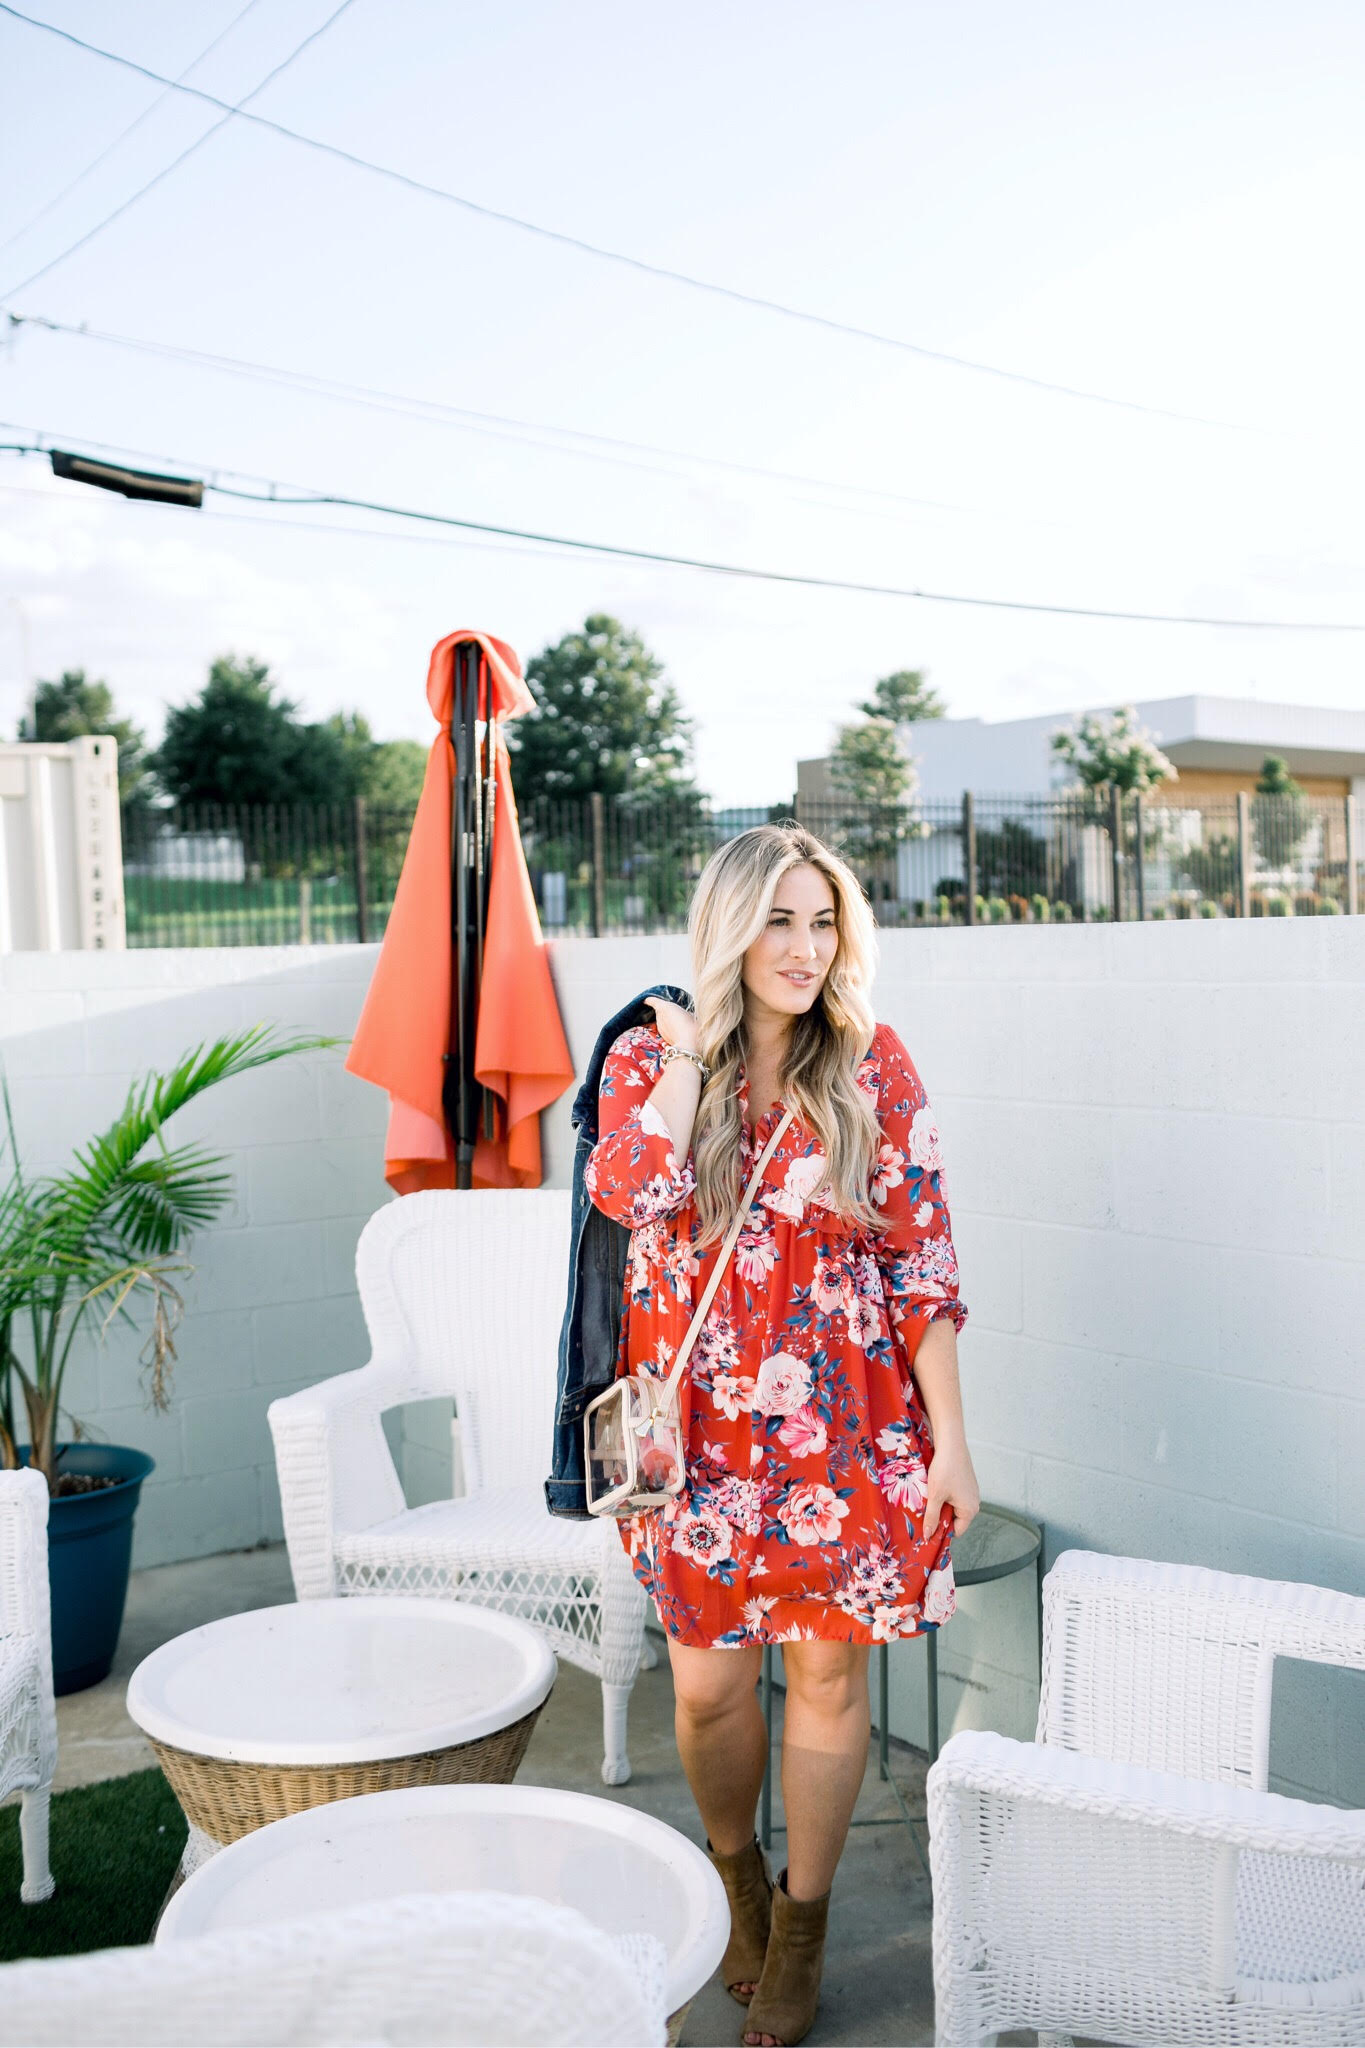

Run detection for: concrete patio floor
[[56, 1543, 943, 2048]]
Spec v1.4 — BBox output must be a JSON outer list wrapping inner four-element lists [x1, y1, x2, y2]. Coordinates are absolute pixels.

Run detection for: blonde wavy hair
[[688, 823, 883, 1246]]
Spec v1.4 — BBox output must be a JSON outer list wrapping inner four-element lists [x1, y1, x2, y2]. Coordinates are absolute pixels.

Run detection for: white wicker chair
[[0, 1890, 669, 2045], [0, 1469, 56, 1904], [928, 1549, 1365, 2047], [268, 1191, 649, 1784]]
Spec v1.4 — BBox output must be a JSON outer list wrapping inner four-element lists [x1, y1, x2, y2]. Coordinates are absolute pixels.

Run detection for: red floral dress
[[584, 1020, 968, 1648]]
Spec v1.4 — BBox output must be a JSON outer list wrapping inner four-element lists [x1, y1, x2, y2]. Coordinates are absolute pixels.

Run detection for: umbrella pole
[[452, 639, 480, 1189], [479, 708, 498, 1141]]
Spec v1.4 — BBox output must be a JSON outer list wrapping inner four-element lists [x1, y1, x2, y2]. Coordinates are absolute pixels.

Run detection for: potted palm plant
[[0, 1028, 327, 1692]]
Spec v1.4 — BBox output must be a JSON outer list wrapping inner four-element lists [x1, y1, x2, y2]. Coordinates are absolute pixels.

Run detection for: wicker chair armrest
[[268, 1359, 414, 1598], [930, 1730, 1365, 1862]]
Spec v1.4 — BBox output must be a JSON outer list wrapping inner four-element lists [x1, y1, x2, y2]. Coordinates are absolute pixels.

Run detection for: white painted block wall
[[1, 918, 1359, 1803], [0, 947, 391, 1563], [542, 921, 1365, 1807]]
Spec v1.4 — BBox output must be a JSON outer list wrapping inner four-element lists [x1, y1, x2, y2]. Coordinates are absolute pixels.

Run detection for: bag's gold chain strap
[[648, 1105, 796, 1417]]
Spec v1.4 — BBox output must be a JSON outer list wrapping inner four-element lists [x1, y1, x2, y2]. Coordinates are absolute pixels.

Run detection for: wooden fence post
[[590, 791, 606, 937], [1347, 793, 1360, 916], [1236, 791, 1251, 918], [1108, 783, 1123, 920], [962, 791, 977, 925], [1133, 792, 1146, 921], [353, 795, 369, 943]]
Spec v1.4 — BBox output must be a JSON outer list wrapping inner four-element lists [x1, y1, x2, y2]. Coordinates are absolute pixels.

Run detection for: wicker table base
[[151, 1697, 548, 1847]]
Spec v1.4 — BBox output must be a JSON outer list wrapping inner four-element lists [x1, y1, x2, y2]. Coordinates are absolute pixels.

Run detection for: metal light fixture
[[50, 449, 204, 508]]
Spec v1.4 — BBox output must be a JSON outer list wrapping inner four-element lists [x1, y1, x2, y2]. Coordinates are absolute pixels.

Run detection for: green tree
[[507, 615, 697, 805], [826, 714, 921, 894], [155, 656, 361, 808], [829, 716, 914, 810], [1251, 754, 1313, 873], [856, 668, 946, 725], [1050, 705, 1177, 796], [21, 669, 151, 806], [363, 737, 427, 811]]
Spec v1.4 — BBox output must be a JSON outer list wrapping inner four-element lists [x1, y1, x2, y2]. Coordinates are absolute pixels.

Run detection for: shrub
[[1197, 899, 1219, 918], [1030, 893, 1050, 922], [1294, 892, 1320, 917], [1052, 900, 1074, 922], [1320, 895, 1342, 914]]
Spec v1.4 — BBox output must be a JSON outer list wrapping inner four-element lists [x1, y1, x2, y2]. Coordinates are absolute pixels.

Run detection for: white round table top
[[126, 1598, 556, 1765], [157, 1783, 729, 2015]]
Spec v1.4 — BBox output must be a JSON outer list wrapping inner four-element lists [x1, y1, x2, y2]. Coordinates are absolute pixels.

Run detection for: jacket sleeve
[[584, 1025, 696, 1227], [867, 1023, 968, 1365]]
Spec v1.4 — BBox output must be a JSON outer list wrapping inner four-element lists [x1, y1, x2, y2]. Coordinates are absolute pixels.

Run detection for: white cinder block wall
[[0, 948, 391, 1563], [2, 919, 1360, 1802], [542, 921, 1365, 1808]]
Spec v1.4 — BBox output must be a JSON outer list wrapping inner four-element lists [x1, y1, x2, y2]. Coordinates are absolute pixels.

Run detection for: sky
[[1, 0, 1363, 805]]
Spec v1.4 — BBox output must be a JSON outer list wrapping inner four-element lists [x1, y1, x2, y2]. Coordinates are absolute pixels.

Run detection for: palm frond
[[39, 1028, 336, 1255]]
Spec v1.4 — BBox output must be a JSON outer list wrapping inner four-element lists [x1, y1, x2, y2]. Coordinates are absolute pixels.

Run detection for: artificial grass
[[0, 1770, 186, 1963]]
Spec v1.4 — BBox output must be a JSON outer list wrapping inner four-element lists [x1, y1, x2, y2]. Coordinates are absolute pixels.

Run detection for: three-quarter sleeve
[[867, 1023, 968, 1363], [584, 1024, 697, 1227]]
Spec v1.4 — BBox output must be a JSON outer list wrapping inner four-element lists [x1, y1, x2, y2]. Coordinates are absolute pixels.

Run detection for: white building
[[799, 692, 1365, 808]]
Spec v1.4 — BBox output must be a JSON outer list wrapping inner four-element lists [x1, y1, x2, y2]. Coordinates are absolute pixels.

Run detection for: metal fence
[[119, 789, 1362, 948]]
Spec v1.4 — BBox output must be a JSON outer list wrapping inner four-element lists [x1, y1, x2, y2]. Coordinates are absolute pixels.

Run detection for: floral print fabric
[[584, 1020, 968, 1648]]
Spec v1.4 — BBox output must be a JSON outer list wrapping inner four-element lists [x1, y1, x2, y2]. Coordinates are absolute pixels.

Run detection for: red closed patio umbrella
[[346, 629, 575, 1191]]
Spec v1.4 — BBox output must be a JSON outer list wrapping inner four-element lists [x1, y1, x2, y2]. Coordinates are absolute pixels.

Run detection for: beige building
[[799, 692, 1365, 808]]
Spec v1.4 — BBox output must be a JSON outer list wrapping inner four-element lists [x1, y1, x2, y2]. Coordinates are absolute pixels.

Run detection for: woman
[[584, 824, 979, 2048]]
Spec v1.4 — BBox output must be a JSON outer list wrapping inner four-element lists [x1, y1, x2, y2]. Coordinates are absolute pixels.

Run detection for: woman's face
[[741, 862, 840, 1024]]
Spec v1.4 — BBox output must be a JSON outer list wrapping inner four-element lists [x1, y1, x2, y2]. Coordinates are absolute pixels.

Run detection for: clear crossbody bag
[[584, 1107, 795, 1518]]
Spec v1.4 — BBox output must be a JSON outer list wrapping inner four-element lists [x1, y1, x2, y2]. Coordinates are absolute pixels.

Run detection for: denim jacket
[[544, 981, 693, 1519]]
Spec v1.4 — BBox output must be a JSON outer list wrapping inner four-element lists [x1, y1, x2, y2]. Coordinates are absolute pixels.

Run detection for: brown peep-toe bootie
[[706, 1837, 774, 2005], [742, 1870, 830, 2048]]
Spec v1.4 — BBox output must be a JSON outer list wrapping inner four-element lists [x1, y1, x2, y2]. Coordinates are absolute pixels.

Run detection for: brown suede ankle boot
[[742, 1869, 830, 2048], [706, 1837, 774, 2005]]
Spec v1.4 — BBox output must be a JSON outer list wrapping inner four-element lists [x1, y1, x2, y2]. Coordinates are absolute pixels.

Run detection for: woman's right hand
[[644, 997, 699, 1054]]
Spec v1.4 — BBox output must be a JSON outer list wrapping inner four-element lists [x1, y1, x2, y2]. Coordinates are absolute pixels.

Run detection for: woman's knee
[[669, 1642, 761, 1728], [782, 1643, 869, 1718]]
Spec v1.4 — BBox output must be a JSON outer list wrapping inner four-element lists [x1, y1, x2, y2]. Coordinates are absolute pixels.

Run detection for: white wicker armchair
[[0, 1469, 57, 1904], [0, 1890, 669, 2045], [268, 1191, 649, 1784], [929, 1549, 1365, 2048]]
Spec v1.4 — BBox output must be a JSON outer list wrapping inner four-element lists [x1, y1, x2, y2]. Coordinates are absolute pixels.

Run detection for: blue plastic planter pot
[[22, 1444, 155, 1695]]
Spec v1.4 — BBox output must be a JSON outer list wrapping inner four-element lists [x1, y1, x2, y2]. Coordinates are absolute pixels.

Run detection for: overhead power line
[[4, 429, 1361, 631], [0, 0, 266, 260], [5, 310, 997, 523], [1, 0, 360, 299], [0, 2, 1240, 430]]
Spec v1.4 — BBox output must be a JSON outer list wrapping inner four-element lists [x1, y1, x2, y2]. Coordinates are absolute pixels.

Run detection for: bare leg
[[778, 1640, 870, 1900], [668, 1638, 766, 1852], [742, 1641, 868, 2048], [669, 1639, 767, 1997]]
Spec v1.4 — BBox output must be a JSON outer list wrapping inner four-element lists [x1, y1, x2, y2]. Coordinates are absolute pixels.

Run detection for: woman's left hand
[[924, 1434, 980, 1541]]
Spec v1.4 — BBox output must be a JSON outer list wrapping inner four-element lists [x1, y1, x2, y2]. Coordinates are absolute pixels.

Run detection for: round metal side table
[[759, 1501, 1043, 1875]]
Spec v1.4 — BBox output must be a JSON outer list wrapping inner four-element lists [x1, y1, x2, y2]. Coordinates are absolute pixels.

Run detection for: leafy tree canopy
[[507, 614, 696, 805], [856, 668, 946, 725], [829, 715, 915, 809], [22, 669, 151, 804], [154, 657, 421, 809], [1050, 704, 1177, 794], [1255, 753, 1303, 798], [361, 735, 427, 810]]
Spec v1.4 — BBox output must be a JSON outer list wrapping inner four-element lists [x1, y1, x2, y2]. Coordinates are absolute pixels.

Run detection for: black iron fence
[[119, 789, 1362, 948]]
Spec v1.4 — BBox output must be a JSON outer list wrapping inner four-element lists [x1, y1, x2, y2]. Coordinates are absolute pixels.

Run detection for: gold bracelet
[[659, 1042, 710, 1081]]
